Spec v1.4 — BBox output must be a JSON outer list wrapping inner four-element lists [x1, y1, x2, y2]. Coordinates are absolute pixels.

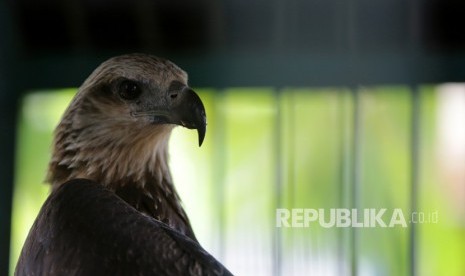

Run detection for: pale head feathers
[[47, 54, 188, 189]]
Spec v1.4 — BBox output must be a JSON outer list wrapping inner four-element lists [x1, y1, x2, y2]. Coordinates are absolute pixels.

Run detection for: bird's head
[[47, 54, 206, 188]]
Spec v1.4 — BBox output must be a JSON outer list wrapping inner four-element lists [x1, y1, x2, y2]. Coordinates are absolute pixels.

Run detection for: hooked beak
[[163, 88, 207, 147]]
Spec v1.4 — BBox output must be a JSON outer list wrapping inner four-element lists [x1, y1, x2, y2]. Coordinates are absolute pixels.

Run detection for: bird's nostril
[[170, 93, 178, 99]]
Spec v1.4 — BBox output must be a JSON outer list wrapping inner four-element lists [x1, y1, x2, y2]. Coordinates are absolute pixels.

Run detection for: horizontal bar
[[12, 51, 465, 94]]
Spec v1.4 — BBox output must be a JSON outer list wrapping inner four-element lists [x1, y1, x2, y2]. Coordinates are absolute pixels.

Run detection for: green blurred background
[[10, 86, 465, 275], [2, 0, 465, 275]]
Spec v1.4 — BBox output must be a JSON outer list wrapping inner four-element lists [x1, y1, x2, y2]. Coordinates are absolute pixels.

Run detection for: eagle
[[15, 54, 232, 276]]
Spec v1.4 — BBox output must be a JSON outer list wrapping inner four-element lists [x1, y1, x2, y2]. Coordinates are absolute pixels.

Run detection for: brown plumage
[[16, 54, 231, 275]]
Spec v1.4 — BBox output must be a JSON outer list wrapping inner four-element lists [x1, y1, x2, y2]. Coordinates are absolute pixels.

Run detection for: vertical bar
[[286, 90, 296, 275], [337, 89, 344, 276], [409, 0, 422, 272], [272, 90, 282, 276], [410, 87, 421, 276], [0, 93, 16, 274], [0, 1, 18, 275], [271, 0, 287, 271], [338, 89, 352, 276], [288, 91, 296, 212], [271, 0, 288, 269], [213, 90, 227, 261], [350, 88, 361, 276], [347, 0, 360, 271]]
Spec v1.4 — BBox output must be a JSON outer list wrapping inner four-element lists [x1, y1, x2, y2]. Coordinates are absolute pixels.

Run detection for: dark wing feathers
[[16, 179, 232, 276], [114, 181, 198, 242]]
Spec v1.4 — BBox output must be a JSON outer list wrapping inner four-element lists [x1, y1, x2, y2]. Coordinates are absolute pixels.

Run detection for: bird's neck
[[48, 123, 196, 239], [49, 123, 174, 188]]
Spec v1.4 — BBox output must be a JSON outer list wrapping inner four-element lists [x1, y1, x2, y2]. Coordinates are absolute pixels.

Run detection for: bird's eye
[[119, 80, 142, 100]]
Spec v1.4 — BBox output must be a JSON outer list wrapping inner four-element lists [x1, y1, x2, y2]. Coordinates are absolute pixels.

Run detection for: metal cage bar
[[409, 87, 421, 276]]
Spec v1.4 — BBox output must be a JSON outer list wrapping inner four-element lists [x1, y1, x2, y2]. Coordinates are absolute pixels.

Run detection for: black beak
[[169, 88, 207, 146]]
